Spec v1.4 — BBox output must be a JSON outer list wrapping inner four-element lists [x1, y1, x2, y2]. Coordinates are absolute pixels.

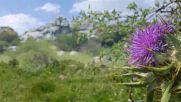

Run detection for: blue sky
[[0, 0, 75, 22], [0, 0, 156, 34]]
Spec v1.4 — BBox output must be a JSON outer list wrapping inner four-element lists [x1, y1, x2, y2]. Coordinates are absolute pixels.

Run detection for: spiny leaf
[[120, 72, 148, 78], [172, 82, 181, 94], [161, 80, 174, 102], [141, 63, 174, 72], [175, 50, 181, 62], [108, 66, 143, 72], [146, 82, 156, 102], [113, 81, 147, 87], [167, 34, 181, 50], [145, 74, 156, 102]]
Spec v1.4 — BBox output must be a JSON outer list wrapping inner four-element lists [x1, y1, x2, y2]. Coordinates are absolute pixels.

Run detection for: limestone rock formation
[[23, 16, 71, 40], [0, 27, 19, 52], [0, 27, 18, 37]]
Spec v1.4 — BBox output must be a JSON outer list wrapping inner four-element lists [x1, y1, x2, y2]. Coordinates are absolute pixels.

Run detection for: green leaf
[[127, 2, 137, 10], [167, 34, 181, 50], [114, 66, 143, 71], [121, 72, 148, 78], [175, 50, 181, 62], [146, 83, 155, 102], [141, 62, 174, 73], [161, 80, 174, 102], [113, 81, 147, 87], [172, 82, 181, 94], [154, 53, 169, 65], [145, 74, 156, 102]]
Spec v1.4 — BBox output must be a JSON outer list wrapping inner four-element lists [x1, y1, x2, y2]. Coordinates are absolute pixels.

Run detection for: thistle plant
[[120, 21, 181, 102], [128, 22, 174, 66]]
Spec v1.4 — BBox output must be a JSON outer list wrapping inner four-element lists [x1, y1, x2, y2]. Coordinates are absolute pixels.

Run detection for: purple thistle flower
[[128, 22, 174, 66]]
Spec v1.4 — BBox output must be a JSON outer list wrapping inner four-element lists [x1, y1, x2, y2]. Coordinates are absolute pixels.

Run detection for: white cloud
[[0, 13, 43, 35], [70, 0, 155, 13], [35, 2, 60, 13]]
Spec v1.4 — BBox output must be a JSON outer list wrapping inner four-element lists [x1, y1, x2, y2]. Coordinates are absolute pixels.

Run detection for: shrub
[[31, 80, 56, 94], [59, 59, 84, 73], [79, 38, 101, 55], [13, 39, 59, 73]]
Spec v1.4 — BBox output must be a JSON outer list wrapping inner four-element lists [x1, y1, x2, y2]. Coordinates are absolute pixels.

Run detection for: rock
[[22, 16, 98, 40], [91, 56, 112, 66], [57, 51, 65, 56], [93, 56, 101, 64], [69, 51, 78, 55], [8, 46, 17, 51], [0, 26, 19, 43], [59, 74, 67, 80], [70, 19, 96, 39], [23, 31, 43, 40], [0, 27, 18, 40], [23, 16, 71, 40], [0, 27, 19, 52], [0, 27, 17, 34]]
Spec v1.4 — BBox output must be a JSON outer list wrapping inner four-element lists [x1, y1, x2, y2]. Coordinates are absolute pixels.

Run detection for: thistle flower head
[[128, 22, 174, 66]]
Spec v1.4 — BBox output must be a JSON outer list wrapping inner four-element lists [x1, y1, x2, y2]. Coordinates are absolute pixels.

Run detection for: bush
[[59, 59, 84, 74], [12, 39, 59, 73], [79, 38, 101, 55], [31, 80, 56, 94], [53, 34, 77, 51], [53, 32, 88, 51]]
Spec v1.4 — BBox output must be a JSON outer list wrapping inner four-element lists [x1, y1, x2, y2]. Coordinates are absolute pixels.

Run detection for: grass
[[0, 53, 144, 102], [0, 64, 128, 102], [58, 52, 93, 63]]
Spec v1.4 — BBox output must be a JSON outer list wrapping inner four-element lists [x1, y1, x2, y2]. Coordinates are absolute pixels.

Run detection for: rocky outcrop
[[23, 16, 71, 40], [0, 27, 18, 36], [70, 20, 95, 38], [0, 27, 19, 52]]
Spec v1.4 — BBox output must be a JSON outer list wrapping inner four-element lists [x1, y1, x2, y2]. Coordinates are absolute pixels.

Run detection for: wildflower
[[128, 22, 174, 66]]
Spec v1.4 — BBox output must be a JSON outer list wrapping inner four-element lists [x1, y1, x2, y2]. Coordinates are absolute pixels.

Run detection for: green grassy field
[[0, 58, 144, 102]]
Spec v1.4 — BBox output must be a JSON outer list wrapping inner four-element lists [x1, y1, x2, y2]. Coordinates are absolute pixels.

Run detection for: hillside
[[0, 1, 181, 102]]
